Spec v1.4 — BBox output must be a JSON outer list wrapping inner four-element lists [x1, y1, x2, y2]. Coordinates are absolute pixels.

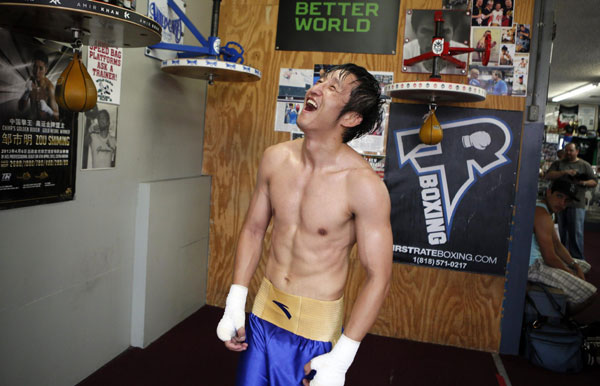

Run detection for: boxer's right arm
[[217, 147, 275, 349]]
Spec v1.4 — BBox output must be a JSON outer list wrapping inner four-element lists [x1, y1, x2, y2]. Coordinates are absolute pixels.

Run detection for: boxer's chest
[[269, 168, 352, 233]]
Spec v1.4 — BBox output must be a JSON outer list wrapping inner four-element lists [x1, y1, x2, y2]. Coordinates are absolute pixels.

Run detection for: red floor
[[78, 230, 600, 386]]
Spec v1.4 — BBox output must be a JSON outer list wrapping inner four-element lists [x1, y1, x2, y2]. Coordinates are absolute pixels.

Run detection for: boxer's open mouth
[[304, 99, 317, 112]]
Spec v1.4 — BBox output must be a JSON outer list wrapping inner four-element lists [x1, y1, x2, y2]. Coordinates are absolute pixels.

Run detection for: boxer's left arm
[[343, 171, 393, 342], [304, 170, 392, 385]]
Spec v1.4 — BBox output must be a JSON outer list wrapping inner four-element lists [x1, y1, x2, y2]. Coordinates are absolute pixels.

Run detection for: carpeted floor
[[78, 229, 600, 386]]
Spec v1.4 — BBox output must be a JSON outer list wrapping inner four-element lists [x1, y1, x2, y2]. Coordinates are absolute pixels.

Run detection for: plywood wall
[[203, 0, 534, 352]]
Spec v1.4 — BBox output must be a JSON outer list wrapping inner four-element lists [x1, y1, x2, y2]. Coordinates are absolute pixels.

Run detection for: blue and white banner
[[146, 0, 186, 61], [384, 103, 523, 275]]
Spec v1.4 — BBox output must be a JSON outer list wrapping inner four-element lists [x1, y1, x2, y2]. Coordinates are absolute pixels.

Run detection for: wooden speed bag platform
[[55, 51, 97, 112], [385, 81, 487, 145]]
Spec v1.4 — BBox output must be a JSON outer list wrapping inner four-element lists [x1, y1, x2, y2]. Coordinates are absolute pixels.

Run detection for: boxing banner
[[0, 30, 77, 209], [275, 0, 400, 54], [384, 104, 523, 276]]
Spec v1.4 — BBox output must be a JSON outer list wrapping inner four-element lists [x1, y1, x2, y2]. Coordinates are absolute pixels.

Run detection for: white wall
[[0, 1, 212, 385]]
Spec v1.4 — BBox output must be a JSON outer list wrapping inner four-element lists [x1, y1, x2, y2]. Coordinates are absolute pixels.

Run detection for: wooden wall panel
[[204, 0, 535, 351]]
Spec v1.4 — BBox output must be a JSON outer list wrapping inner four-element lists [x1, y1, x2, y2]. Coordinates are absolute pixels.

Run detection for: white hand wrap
[[39, 99, 54, 115], [309, 334, 360, 386], [216, 284, 248, 342]]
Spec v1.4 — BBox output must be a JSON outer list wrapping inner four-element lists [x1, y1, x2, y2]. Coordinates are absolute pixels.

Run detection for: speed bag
[[55, 51, 97, 112], [419, 110, 443, 145]]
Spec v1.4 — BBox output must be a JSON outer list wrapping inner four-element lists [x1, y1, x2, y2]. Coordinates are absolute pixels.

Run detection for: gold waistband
[[252, 277, 344, 344]]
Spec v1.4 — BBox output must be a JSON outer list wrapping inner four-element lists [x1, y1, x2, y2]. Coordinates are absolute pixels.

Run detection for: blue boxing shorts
[[236, 278, 344, 386]]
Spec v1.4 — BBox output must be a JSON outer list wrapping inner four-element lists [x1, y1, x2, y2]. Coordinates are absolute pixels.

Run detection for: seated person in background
[[528, 178, 597, 314]]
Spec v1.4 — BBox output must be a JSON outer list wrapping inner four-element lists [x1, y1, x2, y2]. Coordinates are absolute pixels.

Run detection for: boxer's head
[[32, 50, 49, 83], [97, 110, 110, 133], [324, 63, 383, 143]]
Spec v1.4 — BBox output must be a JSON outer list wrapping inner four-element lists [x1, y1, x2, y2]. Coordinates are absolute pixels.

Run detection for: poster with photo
[[0, 29, 77, 209], [403, 10, 471, 75], [514, 53, 529, 75], [498, 43, 515, 66], [516, 23, 531, 52], [471, 27, 502, 65], [469, 65, 513, 96], [512, 72, 527, 97], [274, 68, 312, 133], [578, 105, 596, 129], [87, 45, 123, 105], [472, 0, 515, 27], [501, 25, 516, 43], [82, 103, 118, 170], [511, 53, 529, 97], [443, 0, 470, 10]]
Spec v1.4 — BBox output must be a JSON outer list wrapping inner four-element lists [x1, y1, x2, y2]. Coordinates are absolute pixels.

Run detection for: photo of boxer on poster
[[82, 103, 118, 170], [402, 10, 471, 75]]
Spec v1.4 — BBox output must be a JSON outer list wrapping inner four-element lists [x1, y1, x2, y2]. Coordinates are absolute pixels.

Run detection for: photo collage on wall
[[469, 0, 530, 97]]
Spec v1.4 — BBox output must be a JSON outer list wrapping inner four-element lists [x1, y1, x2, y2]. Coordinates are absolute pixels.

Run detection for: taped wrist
[[310, 334, 360, 385], [328, 334, 360, 372], [216, 284, 248, 342], [40, 100, 54, 115]]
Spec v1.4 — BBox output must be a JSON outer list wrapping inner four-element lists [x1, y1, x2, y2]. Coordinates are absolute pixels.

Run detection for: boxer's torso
[[264, 139, 373, 301]]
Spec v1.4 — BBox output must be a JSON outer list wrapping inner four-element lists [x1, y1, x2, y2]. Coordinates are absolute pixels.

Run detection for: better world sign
[[276, 0, 400, 54]]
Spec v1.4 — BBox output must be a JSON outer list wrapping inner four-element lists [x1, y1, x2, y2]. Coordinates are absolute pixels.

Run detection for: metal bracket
[[148, 0, 244, 63]]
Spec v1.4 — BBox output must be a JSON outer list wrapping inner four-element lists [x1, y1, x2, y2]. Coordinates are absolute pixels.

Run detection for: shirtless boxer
[[217, 63, 393, 386], [18, 50, 59, 121]]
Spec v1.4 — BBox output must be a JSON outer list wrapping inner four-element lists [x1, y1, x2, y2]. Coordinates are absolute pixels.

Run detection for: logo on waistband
[[272, 300, 292, 320]]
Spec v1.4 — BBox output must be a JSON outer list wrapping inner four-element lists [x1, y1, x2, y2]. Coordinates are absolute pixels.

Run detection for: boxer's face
[[33, 60, 47, 83], [298, 70, 356, 133], [98, 112, 110, 133]]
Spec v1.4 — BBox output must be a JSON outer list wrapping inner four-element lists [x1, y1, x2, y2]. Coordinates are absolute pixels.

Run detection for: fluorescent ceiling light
[[552, 83, 599, 102]]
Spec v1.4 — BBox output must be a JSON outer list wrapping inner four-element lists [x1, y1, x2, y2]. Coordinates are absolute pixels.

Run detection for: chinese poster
[[0, 29, 77, 209]]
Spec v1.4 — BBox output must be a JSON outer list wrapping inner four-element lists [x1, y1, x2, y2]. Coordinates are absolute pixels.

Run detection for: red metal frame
[[404, 11, 491, 80]]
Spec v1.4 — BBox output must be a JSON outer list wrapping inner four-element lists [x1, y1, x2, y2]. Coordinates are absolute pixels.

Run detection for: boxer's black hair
[[324, 63, 383, 143]]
